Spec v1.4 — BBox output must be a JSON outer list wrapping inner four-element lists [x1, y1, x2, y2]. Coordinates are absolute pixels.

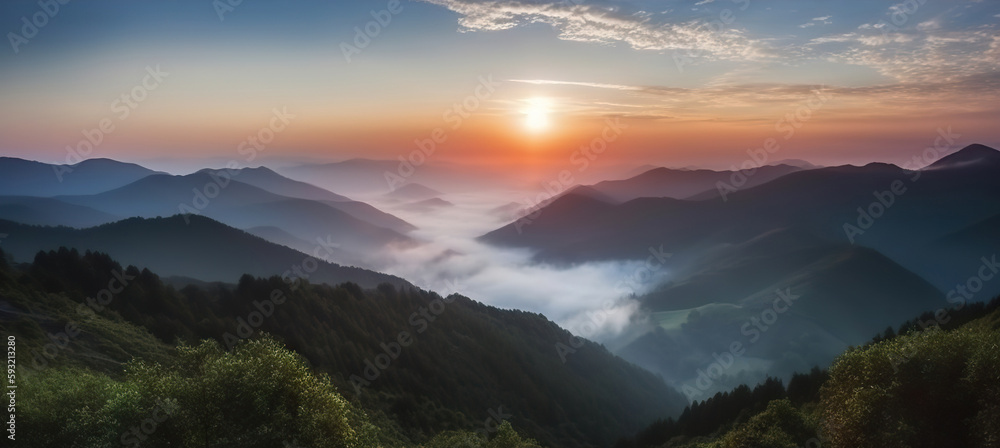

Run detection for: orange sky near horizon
[[1, 1, 998, 175]]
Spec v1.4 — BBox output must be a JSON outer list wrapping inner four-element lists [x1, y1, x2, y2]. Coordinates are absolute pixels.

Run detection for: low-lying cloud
[[364, 190, 670, 342]]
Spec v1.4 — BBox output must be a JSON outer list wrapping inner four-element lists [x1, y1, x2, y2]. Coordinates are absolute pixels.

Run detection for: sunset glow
[[523, 98, 552, 134], [0, 0, 997, 173], [2, 3, 1000, 445]]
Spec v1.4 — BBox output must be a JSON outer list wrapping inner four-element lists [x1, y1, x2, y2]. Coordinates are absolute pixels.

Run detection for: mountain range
[[0, 158, 419, 267], [3, 145, 999, 446], [0, 215, 408, 288], [588, 164, 804, 202], [480, 143, 1000, 392], [0, 157, 162, 196]]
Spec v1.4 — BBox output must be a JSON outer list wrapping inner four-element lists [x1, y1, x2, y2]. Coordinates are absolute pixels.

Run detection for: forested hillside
[[0, 247, 684, 448], [615, 296, 1000, 448]]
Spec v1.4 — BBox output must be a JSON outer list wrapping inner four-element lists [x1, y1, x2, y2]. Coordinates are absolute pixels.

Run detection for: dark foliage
[[2, 247, 685, 448]]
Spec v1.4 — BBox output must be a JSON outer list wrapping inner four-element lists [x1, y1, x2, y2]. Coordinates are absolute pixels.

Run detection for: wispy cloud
[[916, 19, 941, 31], [812, 29, 999, 84], [419, 0, 765, 60], [509, 79, 643, 91], [800, 15, 832, 28], [425, 0, 1000, 120], [506, 70, 1000, 123], [804, 0, 999, 88]]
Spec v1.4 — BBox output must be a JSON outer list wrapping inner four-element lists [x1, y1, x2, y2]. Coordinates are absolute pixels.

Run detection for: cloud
[[368, 191, 669, 341], [504, 70, 1000, 123], [809, 33, 856, 43], [694, 0, 715, 5], [813, 29, 1000, 84], [419, 0, 764, 60], [427, 0, 1000, 120], [800, 15, 832, 27], [806, 0, 999, 88], [509, 79, 643, 91], [916, 19, 941, 31]]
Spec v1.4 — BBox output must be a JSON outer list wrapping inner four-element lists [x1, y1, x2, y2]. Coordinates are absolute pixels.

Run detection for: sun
[[522, 98, 552, 133]]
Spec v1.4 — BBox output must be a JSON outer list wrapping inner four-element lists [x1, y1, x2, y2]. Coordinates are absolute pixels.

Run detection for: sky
[[1, 0, 999, 174]]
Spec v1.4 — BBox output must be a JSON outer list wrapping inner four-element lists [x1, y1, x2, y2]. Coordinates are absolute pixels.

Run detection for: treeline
[[614, 368, 828, 448], [616, 294, 1000, 448], [868, 294, 1000, 345], [2, 247, 684, 448], [21, 335, 545, 448]]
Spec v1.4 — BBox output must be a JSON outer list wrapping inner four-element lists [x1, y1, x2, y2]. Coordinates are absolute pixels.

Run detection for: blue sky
[[1, 0, 998, 169]]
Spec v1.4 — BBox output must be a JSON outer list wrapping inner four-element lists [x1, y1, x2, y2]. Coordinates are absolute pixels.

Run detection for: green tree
[[487, 421, 543, 448], [711, 399, 816, 448], [423, 421, 541, 448], [19, 335, 380, 448], [821, 326, 1000, 448]]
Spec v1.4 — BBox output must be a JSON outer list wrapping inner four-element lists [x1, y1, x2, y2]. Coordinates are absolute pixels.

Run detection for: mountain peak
[[385, 182, 443, 200], [927, 144, 1000, 170]]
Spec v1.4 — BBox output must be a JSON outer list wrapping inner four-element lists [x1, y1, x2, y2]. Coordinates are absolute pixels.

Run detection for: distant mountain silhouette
[[936, 212, 1000, 247], [53, 171, 416, 264], [589, 164, 803, 202], [479, 144, 1000, 397], [282, 158, 398, 195], [481, 144, 1000, 310], [926, 143, 1000, 170], [221, 166, 353, 202], [512, 185, 620, 224], [318, 200, 417, 234], [0, 195, 119, 228], [620, 164, 663, 179], [396, 197, 455, 213], [244, 225, 315, 251], [483, 145, 1000, 268], [280, 158, 504, 195], [219, 166, 416, 233], [385, 182, 444, 201], [773, 158, 821, 169], [0, 215, 408, 288], [619, 237, 943, 393], [0, 157, 161, 196], [551, 184, 620, 204], [488, 201, 527, 220], [913, 212, 1000, 299]]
